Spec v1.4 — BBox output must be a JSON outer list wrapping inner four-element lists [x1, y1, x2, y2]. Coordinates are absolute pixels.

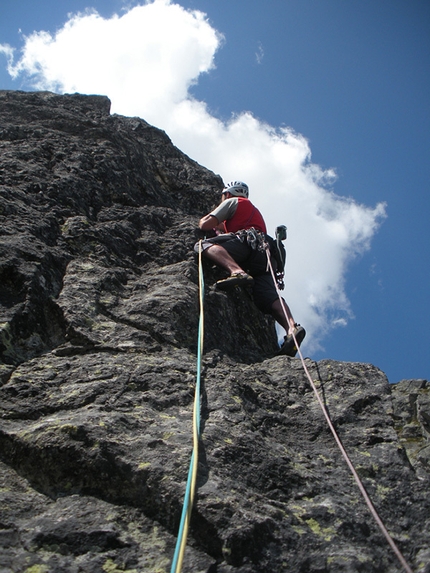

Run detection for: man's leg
[[271, 297, 306, 356], [202, 243, 254, 289], [270, 297, 296, 334], [251, 271, 296, 334], [203, 244, 247, 275]]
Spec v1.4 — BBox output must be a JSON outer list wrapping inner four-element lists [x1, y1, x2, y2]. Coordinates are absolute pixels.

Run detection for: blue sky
[[1, 0, 429, 383]]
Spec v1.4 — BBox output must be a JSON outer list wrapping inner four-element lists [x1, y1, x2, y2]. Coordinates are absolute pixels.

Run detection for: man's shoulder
[[224, 197, 239, 206], [211, 197, 238, 218]]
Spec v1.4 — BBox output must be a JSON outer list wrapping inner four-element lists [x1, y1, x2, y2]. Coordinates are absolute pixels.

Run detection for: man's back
[[212, 197, 267, 234]]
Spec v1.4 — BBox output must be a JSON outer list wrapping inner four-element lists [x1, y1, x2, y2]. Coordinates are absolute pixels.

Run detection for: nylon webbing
[[264, 244, 413, 573]]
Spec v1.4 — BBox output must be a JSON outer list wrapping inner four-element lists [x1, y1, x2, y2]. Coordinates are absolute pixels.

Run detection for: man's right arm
[[198, 198, 238, 231], [199, 214, 219, 231]]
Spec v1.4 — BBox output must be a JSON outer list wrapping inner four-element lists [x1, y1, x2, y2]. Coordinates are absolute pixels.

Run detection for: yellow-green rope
[[170, 241, 204, 573]]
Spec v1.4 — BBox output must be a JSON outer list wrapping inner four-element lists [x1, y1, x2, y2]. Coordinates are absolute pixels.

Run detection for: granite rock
[[0, 91, 429, 573]]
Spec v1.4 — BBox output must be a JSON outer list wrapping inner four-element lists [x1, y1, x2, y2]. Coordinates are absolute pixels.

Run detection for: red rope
[[265, 245, 413, 573]]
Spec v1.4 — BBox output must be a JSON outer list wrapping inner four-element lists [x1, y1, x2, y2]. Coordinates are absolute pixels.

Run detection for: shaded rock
[[391, 379, 430, 481], [0, 91, 429, 573]]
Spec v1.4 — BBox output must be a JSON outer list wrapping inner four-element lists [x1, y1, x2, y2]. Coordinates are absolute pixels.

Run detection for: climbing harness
[[170, 241, 204, 573], [263, 242, 414, 573], [237, 227, 286, 289]]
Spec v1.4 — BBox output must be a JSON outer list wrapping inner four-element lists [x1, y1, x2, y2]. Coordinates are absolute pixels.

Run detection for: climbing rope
[[170, 241, 204, 573], [264, 244, 413, 573], [171, 238, 413, 572]]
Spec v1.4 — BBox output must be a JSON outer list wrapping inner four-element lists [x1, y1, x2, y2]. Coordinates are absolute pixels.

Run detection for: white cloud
[[256, 41, 264, 64], [1, 0, 386, 352], [0, 43, 15, 67], [5, 1, 221, 118]]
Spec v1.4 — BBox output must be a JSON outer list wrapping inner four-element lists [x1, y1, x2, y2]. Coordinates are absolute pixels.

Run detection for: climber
[[196, 181, 305, 357]]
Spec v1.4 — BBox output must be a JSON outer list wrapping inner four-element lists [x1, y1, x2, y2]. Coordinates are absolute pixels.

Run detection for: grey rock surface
[[0, 91, 429, 573]]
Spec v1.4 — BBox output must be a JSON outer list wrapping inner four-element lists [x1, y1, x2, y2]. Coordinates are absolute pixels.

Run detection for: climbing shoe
[[216, 272, 254, 291], [277, 324, 306, 357]]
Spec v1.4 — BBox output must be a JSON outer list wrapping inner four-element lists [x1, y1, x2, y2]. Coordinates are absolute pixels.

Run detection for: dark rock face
[[0, 91, 429, 573]]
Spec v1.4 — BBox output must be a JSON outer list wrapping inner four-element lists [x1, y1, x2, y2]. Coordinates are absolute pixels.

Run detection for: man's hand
[[198, 214, 219, 231]]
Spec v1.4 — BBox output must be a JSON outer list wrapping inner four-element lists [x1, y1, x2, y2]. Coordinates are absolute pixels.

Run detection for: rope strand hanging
[[264, 243, 413, 573], [171, 238, 413, 573], [170, 241, 205, 573]]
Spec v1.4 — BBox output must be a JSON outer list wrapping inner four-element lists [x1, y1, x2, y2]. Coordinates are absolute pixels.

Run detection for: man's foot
[[216, 272, 254, 291], [277, 324, 306, 357]]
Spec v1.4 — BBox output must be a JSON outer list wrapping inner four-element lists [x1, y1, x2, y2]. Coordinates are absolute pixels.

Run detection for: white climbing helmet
[[222, 181, 249, 198]]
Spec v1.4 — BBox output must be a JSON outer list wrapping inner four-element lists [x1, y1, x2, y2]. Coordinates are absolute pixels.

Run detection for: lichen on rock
[[0, 91, 429, 573]]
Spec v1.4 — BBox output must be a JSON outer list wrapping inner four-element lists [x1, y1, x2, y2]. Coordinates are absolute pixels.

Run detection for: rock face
[[0, 90, 429, 573]]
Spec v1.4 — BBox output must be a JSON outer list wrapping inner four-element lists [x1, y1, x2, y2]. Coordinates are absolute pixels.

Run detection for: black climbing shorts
[[197, 234, 279, 314]]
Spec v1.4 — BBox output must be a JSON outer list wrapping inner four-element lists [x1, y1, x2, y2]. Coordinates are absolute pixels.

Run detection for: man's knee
[[195, 239, 219, 253], [203, 243, 229, 258]]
